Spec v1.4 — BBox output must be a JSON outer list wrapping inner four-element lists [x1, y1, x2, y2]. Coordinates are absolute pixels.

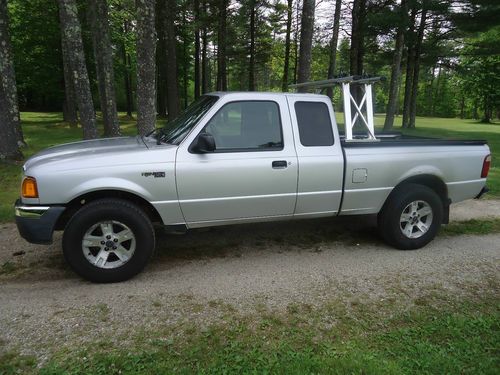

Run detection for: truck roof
[[206, 91, 329, 99]]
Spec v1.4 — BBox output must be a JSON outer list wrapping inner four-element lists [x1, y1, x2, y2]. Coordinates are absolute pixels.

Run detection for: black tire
[[62, 198, 155, 283], [378, 183, 443, 250]]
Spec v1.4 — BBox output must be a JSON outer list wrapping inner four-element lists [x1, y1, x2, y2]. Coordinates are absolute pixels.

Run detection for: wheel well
[[54, 190, 163, 230], [395, 175, 448, 206], [380, 175, 450, 224]]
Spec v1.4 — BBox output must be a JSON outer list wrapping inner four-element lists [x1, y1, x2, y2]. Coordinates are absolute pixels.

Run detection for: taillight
[[22, 177, 39, 198], [481, 154, 491, 178]]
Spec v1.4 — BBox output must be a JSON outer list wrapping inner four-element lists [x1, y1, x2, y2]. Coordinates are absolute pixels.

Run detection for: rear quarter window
[[294, 101, 334, 147]]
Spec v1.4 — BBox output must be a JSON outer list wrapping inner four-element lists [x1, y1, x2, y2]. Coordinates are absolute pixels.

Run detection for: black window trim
[[189, 99, 285, 154]]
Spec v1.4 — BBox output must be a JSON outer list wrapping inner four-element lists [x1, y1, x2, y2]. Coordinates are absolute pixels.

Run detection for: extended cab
[[15, 92, 491, 282]]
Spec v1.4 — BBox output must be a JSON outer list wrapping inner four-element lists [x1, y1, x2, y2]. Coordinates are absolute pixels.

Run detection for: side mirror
[[191, 132, 216, 153]]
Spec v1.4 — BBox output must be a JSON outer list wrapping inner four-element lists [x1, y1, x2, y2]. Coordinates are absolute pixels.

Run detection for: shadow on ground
[[1, 215, 382, 282], [154, 215, 381, 260]]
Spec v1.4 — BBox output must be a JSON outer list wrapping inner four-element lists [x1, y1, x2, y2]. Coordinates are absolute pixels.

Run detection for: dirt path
[[0, 199, 499, 361]]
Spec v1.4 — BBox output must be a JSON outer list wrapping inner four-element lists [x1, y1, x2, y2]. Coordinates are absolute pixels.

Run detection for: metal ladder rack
[[289, 76, 382, 142]]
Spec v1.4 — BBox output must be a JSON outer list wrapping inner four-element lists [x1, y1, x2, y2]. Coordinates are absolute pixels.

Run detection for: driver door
[[175, 97, 298, 225]]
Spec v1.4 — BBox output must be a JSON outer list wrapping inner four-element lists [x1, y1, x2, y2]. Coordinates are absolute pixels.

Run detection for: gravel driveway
[[1, 199, 499, 361]]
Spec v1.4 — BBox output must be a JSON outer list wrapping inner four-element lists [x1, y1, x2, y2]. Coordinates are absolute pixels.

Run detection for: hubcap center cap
[[105, 240, 115, 248]]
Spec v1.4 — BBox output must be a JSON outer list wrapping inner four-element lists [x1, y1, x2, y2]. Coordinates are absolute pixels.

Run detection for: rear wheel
[[378, 184, 443, 250], [62, 199, 155, 282]]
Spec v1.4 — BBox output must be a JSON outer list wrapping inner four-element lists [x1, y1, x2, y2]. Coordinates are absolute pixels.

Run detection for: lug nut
[[113, 238, 118, 242], [106, 235, 111, 239], [113, 246, 117, 250], [105, 247, 109, 251], [100, 241, 105, 245]]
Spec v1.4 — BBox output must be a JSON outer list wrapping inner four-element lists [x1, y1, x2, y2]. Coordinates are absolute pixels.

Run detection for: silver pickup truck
[[15, 92, 491, 282]]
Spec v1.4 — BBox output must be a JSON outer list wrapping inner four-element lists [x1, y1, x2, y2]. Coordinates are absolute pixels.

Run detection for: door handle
[[272, 160, 287, 169]]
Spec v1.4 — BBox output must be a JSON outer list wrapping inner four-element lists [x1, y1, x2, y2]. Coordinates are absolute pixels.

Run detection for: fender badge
[[141, 172, 166, 178]]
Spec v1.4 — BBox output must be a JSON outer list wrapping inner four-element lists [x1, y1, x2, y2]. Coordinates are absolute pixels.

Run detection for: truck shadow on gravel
[[1, 215, 383, 282], [152, 215, 382, 263]]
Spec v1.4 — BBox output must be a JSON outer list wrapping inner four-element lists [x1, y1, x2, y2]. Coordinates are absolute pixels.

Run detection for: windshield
[[157, 95, 219, 145]]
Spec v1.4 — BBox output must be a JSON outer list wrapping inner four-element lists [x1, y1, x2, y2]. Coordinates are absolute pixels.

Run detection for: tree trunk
[[408, 7, 428, 129], [88, 0, 120, 137], [326, 0, 342, 99], [481, 99, 491, 123], [122, 21, 133, 118], [194, 0, 201, 99], [155, 0, 167, 117], [165, 0, 180, 119], [293, 0, 299, 83], [297, 0, 316, 92], [182, 8, 188, 109], [136, 0, 156, 135], [349, 0, 366, 124], [58, 0, 97, 139], [248, 0, 256, 91], [216, 0, 228, 91], [281, 0, 293, 92], [383, 0, 406, 131], [350, 0, 366, 77], [431, 64, 441, 116], [0, 0, 23, 160], [201, 1, 209, 94], [427, 65, 436, 116], [401, 7, 416, 129], [61, 33, 78, 127], [459, 94, 465, 119]]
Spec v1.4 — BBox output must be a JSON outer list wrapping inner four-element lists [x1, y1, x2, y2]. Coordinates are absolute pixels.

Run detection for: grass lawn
[[0, 112, 499, 223], [1, 289, 498, 374]]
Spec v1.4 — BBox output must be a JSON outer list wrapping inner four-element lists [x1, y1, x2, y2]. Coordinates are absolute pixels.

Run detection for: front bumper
[[14, 199, 65, 244]]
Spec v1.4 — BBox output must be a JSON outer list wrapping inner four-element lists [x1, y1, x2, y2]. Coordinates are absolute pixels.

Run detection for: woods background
[[0, 0, 499, 160]]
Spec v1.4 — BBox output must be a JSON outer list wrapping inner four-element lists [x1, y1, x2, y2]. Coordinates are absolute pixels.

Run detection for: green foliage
[[458, 28, 500, 122], [7, 0, 63, 111]]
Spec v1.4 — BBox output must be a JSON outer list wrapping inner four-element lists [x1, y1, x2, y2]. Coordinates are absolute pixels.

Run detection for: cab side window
[[205, 101, 283, 151], [295, 101, 334, 147]]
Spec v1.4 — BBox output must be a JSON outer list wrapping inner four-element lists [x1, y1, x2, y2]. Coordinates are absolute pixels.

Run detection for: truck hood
[[24, 136, 173, 172]]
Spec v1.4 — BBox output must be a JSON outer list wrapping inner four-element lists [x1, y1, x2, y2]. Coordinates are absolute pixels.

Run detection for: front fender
[[66, 177, 154, 203]]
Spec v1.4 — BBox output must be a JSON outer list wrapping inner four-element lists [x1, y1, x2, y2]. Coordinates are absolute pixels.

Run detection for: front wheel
[[378, 184, 443, 250], [62, 199, 155, 282]]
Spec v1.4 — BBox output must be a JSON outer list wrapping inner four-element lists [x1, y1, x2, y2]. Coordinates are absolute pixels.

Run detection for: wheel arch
[[381, 174, 450, 223], [55, 189, 163, 230]]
